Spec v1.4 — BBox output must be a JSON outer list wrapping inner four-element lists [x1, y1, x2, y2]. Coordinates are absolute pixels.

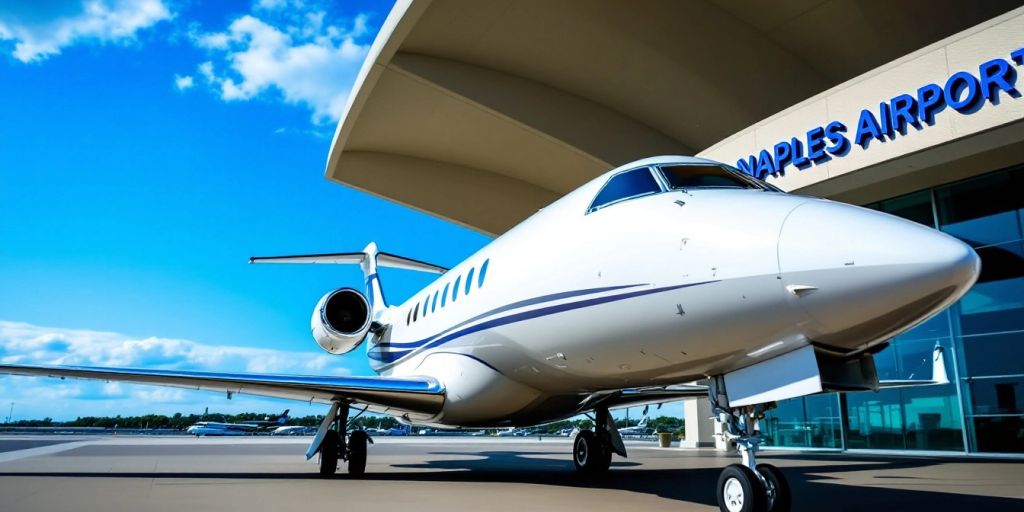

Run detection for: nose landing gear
[[713, 400, 791, 512]]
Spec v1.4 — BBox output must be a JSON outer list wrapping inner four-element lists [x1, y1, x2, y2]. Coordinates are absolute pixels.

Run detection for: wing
[[0, 363, 445, 417]]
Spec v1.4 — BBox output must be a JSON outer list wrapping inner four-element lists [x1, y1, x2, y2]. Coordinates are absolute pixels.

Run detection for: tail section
[[276, 409, 290, 425], [360, 242, 388, 317], [250, 243, 448, 322]]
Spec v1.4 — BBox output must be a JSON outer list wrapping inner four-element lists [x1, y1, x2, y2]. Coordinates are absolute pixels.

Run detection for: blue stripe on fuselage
[[378, 283, 646, 350], [369, 280, 717, 365]]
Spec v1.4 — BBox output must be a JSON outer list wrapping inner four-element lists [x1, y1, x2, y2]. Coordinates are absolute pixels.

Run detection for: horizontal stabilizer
[[249, 251, 447, 274]]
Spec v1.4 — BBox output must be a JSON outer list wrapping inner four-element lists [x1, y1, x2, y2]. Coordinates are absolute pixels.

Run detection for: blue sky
[[0, 0, 494, 420], [0, 0, 683, 423]]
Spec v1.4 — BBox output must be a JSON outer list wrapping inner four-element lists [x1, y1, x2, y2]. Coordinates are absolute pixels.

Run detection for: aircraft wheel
[[573, 430, 610, 475], [319, 430, 340, 477], [717, 464, 767, 512], [347, 430, 370, 477], [756, 464, 791, 512]]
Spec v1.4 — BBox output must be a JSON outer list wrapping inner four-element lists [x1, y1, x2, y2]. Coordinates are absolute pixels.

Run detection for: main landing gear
[[573, 407, 623, 475], [713, 397, 791, 512], [318, 404, 373, 477]]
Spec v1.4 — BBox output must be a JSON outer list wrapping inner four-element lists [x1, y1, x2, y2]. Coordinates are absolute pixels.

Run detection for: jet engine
[[310, 288, 371, 354]]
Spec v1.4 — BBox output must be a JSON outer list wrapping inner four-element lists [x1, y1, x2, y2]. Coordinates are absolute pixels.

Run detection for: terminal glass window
[[933, 166, 1024, 453], [588, 167, 661, 212], [659, 164, 767, 190], [864, 165, 1024, 453], [761, 394, 841, 449]]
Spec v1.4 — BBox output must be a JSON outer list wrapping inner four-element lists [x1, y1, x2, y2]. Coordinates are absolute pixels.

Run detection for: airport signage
[[735, 47, 1024, 181]]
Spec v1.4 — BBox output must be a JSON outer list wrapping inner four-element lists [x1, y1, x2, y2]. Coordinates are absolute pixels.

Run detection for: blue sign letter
[[979, 58, 1020, 105], [854, 109, 883, 149], [772, 141, 792, 174], [917, 83, 945, 126], [824, 121, 849, 157], [944, 71, 983, 114]]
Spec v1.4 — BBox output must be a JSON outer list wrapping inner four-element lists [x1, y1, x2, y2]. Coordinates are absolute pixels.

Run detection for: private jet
[[185, 410, 290, 436], [0, 156, 978, 512], [618, 416, 652, 437]]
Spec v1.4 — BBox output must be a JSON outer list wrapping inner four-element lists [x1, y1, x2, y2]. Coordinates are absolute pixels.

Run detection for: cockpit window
[[588, 167, 662, 212], [658, 164, 780, 191]]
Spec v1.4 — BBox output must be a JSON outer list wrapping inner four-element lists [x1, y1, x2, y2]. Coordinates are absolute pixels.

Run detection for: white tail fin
[[250, 243, 447, 318], [360, 242, 387, 314]]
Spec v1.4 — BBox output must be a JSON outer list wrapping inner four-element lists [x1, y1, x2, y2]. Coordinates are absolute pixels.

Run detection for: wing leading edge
[[0, 363, 445, 416]]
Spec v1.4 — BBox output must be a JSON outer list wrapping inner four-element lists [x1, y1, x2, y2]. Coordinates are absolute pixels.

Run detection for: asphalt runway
[[0, 436, 1021, 511]]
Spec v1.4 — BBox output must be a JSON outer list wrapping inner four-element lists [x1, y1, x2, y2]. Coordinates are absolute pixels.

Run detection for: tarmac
[[0, 435, 1021, 512]]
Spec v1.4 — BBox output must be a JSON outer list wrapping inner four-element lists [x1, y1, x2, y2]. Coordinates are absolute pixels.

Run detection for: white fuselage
[[360, 156, 977, 427]]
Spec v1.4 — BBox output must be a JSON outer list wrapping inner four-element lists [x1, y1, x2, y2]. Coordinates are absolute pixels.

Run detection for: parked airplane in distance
[[1, 155, 977, 512], [618, 416, 652, 436], [368, 425, 411, 436], [272, 425, 314, 436], [185, 410, 290, 436]]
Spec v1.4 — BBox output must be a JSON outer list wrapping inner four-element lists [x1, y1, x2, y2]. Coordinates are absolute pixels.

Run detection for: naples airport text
[[736, 47, 1024, 180]]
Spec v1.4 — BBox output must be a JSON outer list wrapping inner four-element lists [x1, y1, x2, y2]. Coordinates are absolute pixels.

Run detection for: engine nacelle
[[310, 288, 371, 354]]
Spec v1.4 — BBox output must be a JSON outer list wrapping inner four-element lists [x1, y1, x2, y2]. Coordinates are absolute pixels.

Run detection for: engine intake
[[311, 288, 371, 354]]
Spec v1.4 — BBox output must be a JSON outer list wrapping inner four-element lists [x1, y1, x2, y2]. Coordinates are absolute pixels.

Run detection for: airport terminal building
[[327, 1, 1024, 455]]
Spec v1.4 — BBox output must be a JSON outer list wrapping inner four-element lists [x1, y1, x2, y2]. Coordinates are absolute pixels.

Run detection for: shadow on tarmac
[[1, 450, 1021, 511]]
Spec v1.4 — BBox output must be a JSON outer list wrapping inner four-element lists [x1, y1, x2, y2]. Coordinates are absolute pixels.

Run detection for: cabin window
[[442, 283, 449, 307], [431, 290, 439, 312], [406, 308, 411, 325], [658, 164, 778, 191], [478, 259, 489, 287], [413, 304, 419, 322], [465, 268, 475, 295], [422, 300, 429, 317], [452, 276, 461, 302], [588, 167, 661, 212]]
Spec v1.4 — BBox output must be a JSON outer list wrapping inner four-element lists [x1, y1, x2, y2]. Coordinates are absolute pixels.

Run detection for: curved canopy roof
[[326, 0, 1020, 235]]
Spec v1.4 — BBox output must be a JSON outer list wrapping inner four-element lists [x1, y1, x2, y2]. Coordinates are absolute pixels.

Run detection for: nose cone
[[778, 200, 979, 348]]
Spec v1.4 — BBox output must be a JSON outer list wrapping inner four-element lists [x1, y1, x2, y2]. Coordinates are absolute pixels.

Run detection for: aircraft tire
[[756, 464, 791, 512], [573, 430, 610, 475], [319, 430, 340, 477], [717, 464, 767, 512], [347, 430, 369, 477]]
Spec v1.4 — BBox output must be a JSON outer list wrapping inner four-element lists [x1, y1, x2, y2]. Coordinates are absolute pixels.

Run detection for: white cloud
[[255, 0, 289, 11], [173, 74, 193, 91], [0, 0, 173, 63], [0, 320, 352, 420], [186, 7, 373, 124]]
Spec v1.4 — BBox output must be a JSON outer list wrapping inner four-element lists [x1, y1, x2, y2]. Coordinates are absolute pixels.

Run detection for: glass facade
[[762, 165, 1024, 454]]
